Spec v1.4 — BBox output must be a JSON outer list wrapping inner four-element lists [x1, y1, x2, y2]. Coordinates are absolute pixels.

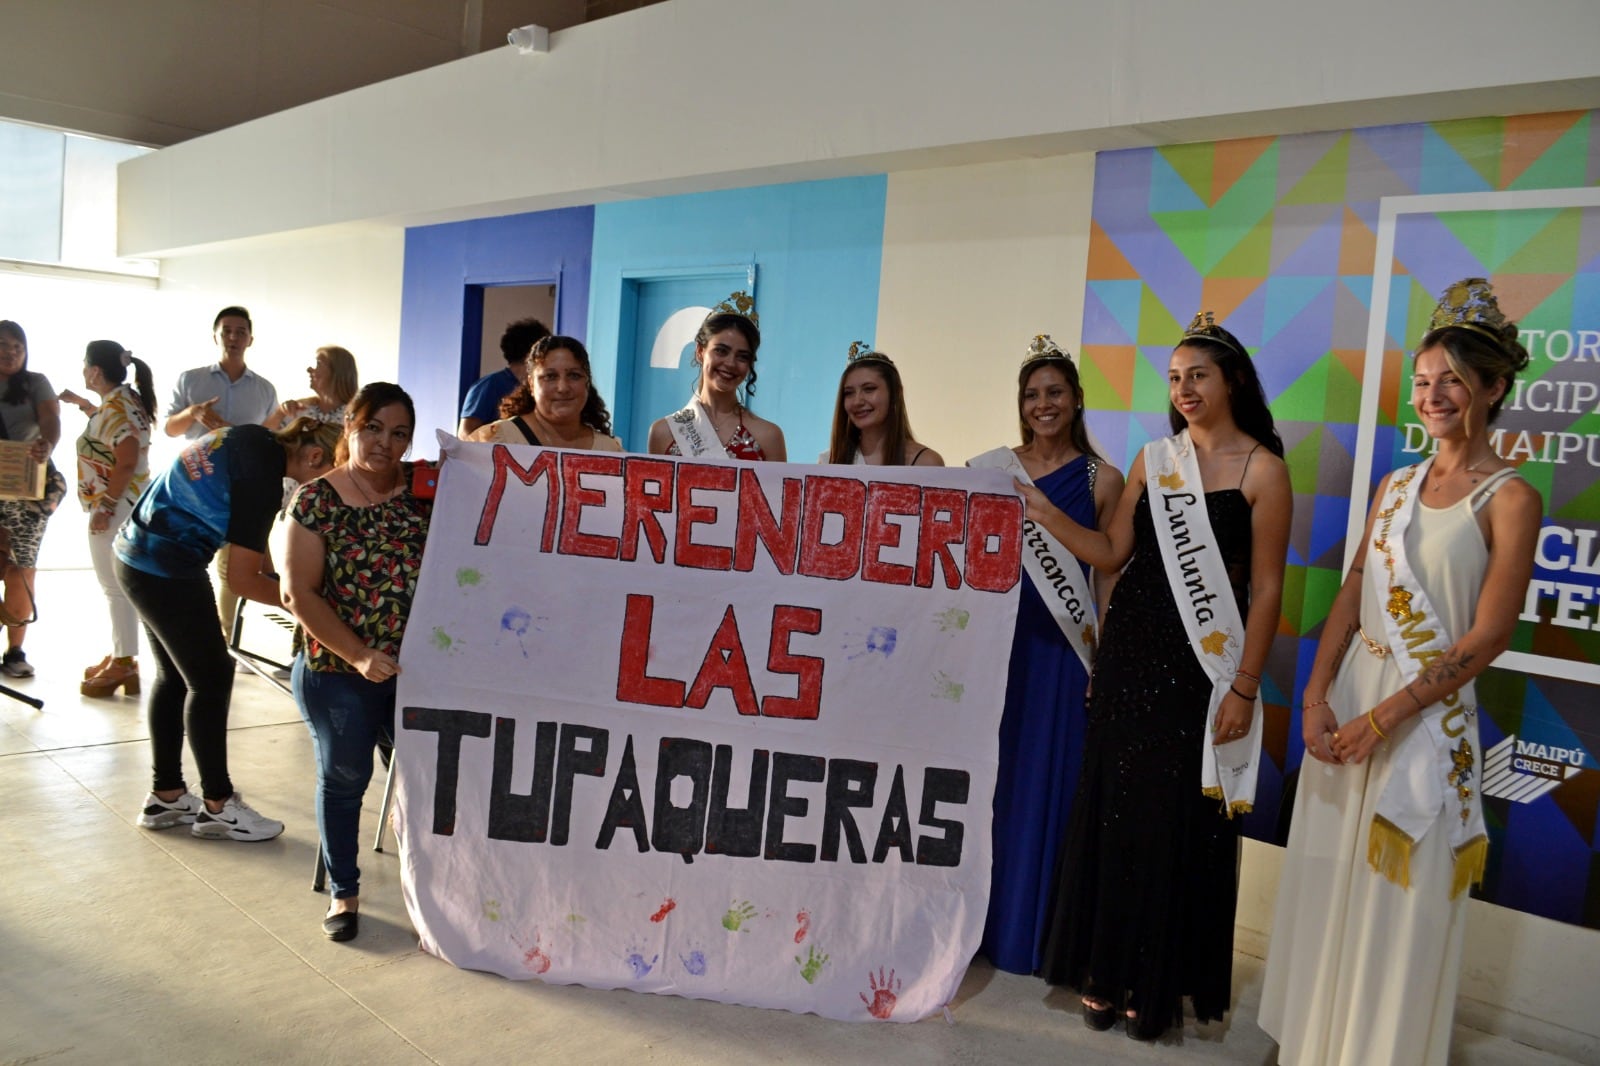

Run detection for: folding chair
[[225, 599, 396, 891]]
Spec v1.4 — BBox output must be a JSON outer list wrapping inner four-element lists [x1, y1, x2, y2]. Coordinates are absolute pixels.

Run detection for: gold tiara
[[1429, 278, 1512, 348], [1020, 334, 1070, 368], [1181, 311, 1248, 358], [708, 291, 758, 326], [847, 340, 893, 366]]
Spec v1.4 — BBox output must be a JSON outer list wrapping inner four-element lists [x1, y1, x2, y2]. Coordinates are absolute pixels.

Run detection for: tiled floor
[[1, 570, 1580, 1064]]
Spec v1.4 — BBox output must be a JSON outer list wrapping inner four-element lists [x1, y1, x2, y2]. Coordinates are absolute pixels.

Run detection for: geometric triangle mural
[[1083, 108, 1600, 927]]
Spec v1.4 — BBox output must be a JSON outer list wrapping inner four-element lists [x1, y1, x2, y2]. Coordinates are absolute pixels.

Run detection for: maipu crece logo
[[1482, 735, 1590, 803]]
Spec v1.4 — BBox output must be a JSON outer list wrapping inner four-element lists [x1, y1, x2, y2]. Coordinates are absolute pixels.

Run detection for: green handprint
[[722, 900, 757, 931], [796, 944, 830, 983]]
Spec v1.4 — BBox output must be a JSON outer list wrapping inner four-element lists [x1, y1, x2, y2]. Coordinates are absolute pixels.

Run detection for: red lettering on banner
[[558, 452, 623, 559], [674, 463, 736, 571], [862, 483, 919, 587], [475, 446, 560, 548], [733, 468, 801, 575], [964, 493, 1023, 593], [620, 458, 675, 564], [616, 594, 686, 707], [798, 475, 867, 581], [761, 606, 824, 720], [685, 606, 760, 716], [915, 488, 966, 589]]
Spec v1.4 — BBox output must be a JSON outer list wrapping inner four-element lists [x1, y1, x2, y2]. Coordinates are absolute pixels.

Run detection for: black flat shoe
[[1081, 1000, 1116, 1031], [322, 911, 359, 942]]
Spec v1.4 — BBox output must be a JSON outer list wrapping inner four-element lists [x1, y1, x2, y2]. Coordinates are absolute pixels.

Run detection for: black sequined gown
[[1040, 488, 1253, 1035]]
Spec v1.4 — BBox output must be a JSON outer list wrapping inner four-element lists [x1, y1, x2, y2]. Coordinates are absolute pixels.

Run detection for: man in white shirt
[[163, 306, 281, 638], [165, 306, 279, 439]]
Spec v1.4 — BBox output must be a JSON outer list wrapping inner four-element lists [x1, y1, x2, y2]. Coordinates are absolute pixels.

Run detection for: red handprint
[[514, 930, 552, 974], [860, 966, 901, 1019], [649, 898, 677, 923], [794, 908, 811, 944]]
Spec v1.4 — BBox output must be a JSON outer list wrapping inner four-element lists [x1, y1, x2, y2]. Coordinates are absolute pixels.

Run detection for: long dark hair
[[695, 311, 762, 400], [85, 340, 157, 419], [828, 357, 917, 464], [498, 335, 613, 436], [1018, 354, 1103, 460], [0, 320, 44, 406], [1168, 328, 1284, 457]]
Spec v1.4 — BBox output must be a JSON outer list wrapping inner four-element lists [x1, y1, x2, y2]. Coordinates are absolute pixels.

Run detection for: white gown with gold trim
[[1259, 472, 1516, 1066]]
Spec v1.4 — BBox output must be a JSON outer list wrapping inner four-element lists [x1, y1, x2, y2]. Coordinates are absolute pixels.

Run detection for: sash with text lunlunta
[[968, 446, 1096, 670], [1144, 431, 1261, 813], [666, 398, 723, 458], [1365, 458, 1497, 898]]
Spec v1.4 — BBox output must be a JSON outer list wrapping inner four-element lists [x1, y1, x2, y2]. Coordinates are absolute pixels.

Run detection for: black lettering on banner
[[915, 767, 969, 866], [596, 735, 649, 852], [488, 718, 557, 842], [765, 752, 826, 862], [872, 765, 915, 862], [705, 745, 768, 857], [821, 759, 877, 863], [552, 724, 609, 846], [652, 737, 713, 863], [403, 706, 492, 835]]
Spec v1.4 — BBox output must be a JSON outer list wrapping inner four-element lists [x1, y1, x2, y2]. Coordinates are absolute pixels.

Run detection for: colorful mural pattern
[[1081, 111, 1600, 926]]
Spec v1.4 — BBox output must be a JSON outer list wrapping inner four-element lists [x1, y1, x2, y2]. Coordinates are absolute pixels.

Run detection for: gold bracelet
[[1368, 709, 1388, 740], [1304, 697, 1329, 710]]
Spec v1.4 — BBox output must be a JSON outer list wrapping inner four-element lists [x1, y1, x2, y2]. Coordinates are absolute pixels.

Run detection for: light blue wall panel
[[588, 176, 887, 458]]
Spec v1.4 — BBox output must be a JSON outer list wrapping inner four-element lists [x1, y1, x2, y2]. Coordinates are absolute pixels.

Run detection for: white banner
[[394, 436, 1023, 1022]]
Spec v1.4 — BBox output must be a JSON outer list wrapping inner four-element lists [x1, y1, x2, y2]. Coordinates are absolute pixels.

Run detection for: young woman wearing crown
[[647, 294, 786, 461], [821, 343, 942, 466], [1023, 312, 1292, 1041], [1259, 279, 1541, 1065], [965, 336, 1122, 975]]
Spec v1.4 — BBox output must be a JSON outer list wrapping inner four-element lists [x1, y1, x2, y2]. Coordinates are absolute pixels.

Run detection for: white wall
[[876, 155, 1097, 466], [118, 0, 1600, 255], [154, 227, 405, 424]]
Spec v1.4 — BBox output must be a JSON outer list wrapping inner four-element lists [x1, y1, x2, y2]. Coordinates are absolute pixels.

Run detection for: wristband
[[1229, 683, 1256, 702]]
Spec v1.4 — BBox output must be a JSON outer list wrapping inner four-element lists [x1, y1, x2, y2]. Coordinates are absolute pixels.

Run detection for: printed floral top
[[76, 384, 151, 511], [291, 468, 432, 674]]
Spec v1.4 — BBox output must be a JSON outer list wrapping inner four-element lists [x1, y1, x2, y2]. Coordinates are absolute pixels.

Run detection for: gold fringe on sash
[[1450, 835, 1489, 900], [1367, 814, 1414, 890], [1201, 785, 1254, 819]]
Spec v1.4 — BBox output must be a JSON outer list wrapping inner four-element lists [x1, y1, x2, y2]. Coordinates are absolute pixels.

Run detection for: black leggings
[[115, 559, 236, 801]]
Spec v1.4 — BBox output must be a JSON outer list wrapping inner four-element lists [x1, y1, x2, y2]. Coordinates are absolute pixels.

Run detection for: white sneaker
[[137, 790, 202, 830], [191, 793, 285, 842]]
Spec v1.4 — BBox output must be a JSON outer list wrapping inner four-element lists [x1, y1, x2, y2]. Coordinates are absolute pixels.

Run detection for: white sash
[[968, 447, 1097, 670], [817, 450, 869, 465], [666, 398, 723, 458], [1364, 458, 1495, 898], [1144, 431, 1261, 813]]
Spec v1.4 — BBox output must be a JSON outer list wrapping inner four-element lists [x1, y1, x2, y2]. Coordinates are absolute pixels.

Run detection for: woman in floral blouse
[[66, 340, 157, 697], [282, 382, 431, 942]]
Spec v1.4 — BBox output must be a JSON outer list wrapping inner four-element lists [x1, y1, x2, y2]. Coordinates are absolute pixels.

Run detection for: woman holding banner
[[283, 383, 432, 942], [1259, 279, 1540, 1066], [1028, 312, 1291, 1040], [822, 343, 942, 466], [968, 335, 1122, 974], [647, 294, 786, 461], [468, 335, 621, 451]]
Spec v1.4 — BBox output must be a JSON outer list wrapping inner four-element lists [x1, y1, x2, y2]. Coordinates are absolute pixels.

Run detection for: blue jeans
[[292, 655, 395, 899]]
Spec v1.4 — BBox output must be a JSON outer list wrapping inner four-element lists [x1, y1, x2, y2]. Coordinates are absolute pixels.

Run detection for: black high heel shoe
[[1081, 999, 1116, 1031]]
